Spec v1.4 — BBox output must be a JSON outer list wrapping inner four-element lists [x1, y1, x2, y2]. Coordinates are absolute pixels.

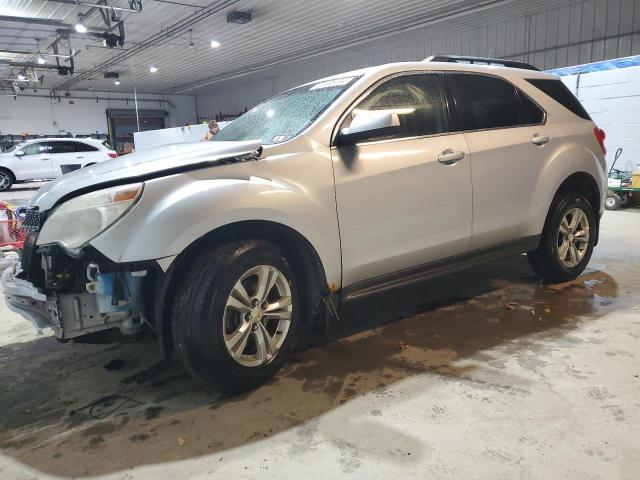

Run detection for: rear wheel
[[171, 239, 300, 390], [527, 193, 596, 283], [0, 169, 14, 192]]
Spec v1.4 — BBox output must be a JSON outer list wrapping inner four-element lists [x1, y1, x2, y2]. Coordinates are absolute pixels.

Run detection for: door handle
[[531, 134, 550, 146], [437, 149, 465, 165], [40, 157, 49, 161], [76, 156, 85, 159]]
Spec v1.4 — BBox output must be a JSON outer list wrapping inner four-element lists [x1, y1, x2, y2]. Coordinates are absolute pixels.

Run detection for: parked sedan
[[0, 138, 117, 191]]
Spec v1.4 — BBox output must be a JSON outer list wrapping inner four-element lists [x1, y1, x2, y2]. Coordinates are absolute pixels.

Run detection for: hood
[[30, 140, 262, 210]]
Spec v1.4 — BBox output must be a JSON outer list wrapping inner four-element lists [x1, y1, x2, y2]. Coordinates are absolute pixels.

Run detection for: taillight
[[594, 127, 606, 155], [108, 152, 118, 159]]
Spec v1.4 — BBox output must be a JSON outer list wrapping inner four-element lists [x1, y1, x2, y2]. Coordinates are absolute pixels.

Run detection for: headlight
[[37, 183, 143, 252]]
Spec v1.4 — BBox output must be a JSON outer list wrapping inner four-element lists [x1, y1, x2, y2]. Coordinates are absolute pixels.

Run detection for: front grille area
[[21, 208, 42, 233]]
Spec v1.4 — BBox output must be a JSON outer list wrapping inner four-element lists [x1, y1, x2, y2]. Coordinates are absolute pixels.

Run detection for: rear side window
[[74, 142, 99, 152], [342, 73, 449, 141], [526, 78, 591, 120], [446, 74, 544, 131]]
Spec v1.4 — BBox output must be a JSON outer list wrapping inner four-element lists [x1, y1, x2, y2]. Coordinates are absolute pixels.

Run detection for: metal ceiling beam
[[0, 49, 72, 58], [44, 0, 142, 13], [53, 0, 240, 92], [0, 15, 109, 33]]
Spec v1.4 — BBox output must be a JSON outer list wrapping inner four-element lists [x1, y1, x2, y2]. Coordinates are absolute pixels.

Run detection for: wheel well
[[154, 220, 329, 359], [556, 172, 600, 212]]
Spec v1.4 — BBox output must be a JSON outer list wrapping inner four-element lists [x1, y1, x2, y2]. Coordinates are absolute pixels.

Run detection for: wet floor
[[1, 211, 639, 479]]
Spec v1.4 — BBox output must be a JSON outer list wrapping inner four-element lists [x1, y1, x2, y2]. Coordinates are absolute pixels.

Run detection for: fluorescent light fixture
[[149, 65, 158, 73], [37, 56, 47, 65], [17, 73, 26, 81], [114, 80, 120, 85], [74, 22, 87, 33], [210, 40, 221, 48]]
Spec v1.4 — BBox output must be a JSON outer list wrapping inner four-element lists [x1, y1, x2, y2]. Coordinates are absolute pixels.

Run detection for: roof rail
[[424, 55, 539, 71]]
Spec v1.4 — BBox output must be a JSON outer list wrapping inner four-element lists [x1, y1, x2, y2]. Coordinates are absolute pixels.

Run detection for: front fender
[[89, 161, 342, 287]]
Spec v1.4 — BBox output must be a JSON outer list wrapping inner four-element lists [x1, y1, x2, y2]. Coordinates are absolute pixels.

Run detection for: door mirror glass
[[336, 110, 400, 147], [14, 150, 24, 157]]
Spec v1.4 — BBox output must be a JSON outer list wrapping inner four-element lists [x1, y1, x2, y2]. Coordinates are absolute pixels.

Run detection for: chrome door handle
[[437, 149, 465, 165], [532, 134, 550, 146]]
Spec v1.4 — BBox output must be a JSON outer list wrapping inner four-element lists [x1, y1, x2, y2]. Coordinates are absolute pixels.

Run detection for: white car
[[3, 56, 606, 390], [0, 138, 117, 191]]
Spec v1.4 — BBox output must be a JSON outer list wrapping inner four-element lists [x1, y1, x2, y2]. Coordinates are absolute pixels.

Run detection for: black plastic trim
[[341, 235, 541, 301]]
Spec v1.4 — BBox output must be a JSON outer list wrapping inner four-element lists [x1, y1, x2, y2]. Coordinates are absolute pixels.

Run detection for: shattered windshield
[[215, 76, 360, 145]]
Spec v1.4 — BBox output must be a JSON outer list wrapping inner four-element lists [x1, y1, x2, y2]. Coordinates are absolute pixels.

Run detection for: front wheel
[[0, 169, 14, 192], [527, 193, 596, 283], [171, 240, 300, 390]]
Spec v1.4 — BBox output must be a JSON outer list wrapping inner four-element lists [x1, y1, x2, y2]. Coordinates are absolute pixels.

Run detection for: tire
[[0, 169, 14, 192], [83, 163, 96, 168], [527, 192, 596, 283], [605, 191, 621, 210], [171, 239, 300, 391]]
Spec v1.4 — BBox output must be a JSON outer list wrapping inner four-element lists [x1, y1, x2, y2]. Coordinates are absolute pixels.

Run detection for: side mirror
[[335, 110, 400, 147], [14, 150, 24, 157]]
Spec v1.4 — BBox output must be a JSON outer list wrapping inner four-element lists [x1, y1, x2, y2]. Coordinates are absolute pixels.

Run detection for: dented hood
[[30, 140, 262, 210]]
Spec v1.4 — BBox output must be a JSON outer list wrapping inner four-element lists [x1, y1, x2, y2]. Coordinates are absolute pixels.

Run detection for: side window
[[50, 142, 76, 154], [22, 143, 47, 155], [73, 142, 98, 152], [447, 74, 543, 131], [342, 74, 449, 141]]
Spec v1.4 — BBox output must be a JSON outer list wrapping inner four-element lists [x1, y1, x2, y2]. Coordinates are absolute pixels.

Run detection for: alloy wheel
[[0, 171, 10, 190], [223, 265, 293, 367], [557, 207, 590, 268]]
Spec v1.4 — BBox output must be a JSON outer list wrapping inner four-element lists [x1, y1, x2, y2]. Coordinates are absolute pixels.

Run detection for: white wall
[[0, 91, 197, 137], [562, 66, 640, 172]]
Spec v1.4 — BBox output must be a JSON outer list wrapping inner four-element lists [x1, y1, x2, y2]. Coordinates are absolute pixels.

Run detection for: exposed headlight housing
[[37, 183, 143, 253]]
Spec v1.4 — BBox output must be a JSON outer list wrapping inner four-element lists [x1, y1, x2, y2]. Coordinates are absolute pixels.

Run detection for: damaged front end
[[3, 182, 154, 340], [4, 231, 152, 340]]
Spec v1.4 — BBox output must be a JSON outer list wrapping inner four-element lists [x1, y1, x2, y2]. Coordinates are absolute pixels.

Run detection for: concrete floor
[[0, 185, 639, 479]]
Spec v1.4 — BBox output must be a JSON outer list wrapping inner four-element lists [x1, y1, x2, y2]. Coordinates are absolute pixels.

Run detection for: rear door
[[332, 72, 472, 286], [49, 141, 87, 176], [445, 73, 558, 250]]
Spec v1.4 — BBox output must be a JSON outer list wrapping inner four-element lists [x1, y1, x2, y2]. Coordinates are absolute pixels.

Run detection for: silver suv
[[3, 56, 606, 390]]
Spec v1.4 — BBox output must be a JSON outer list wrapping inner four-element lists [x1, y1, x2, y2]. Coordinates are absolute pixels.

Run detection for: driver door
[[331, 73, 473, 288], [18, 142, 54, 180]]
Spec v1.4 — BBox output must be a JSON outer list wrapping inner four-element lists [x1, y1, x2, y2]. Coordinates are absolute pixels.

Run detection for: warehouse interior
[[1, 0, 640, 478]]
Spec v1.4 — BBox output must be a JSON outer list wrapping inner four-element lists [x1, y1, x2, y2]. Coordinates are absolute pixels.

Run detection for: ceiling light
[[75, 22, 87, 33], [114, 80, 120, 86], [210, 40, 221, 48], [37, 56, 47, 65], [149, 65, 158, 73], [17, 73, 26, 81]]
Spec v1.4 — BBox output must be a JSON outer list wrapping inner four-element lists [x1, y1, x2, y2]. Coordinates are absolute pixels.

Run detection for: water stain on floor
[[0, 254, 634, 477]]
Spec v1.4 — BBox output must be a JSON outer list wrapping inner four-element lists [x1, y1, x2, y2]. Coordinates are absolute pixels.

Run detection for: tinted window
[[343, 74, 449, 140], [73, 142, 98, 152], [49, 141, 81, 154], [526, 78, 591, 120], [447, 74, 543, 131]]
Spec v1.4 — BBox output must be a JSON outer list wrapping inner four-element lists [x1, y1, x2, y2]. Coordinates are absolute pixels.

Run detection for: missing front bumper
[[3, 263, 146, 339]]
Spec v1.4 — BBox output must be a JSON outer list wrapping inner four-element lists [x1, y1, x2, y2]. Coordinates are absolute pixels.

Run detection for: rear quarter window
[[526, 79, 591, 120]]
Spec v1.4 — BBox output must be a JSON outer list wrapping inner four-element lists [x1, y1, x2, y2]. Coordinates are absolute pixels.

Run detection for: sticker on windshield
[[309, 77, 354, 90], [272, 135, 289, 143]]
